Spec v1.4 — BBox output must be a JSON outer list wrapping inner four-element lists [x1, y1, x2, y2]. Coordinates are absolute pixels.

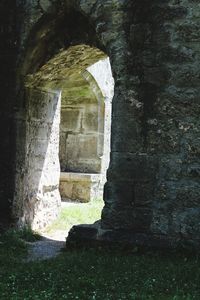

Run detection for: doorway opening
[[15, 45, 114, 230]]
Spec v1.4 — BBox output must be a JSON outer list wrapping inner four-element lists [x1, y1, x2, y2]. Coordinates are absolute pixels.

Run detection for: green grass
[[1, 201, 200, 299], [0, 227, 41, 265], [45, 199, 103, 234]]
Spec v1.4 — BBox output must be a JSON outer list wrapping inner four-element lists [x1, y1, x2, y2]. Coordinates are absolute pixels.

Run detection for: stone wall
[[1, 0, 200, 247], [86, 58, 114, 178], [60, 87, 102, 174], [101, 0, 200, 244], [13, 88, 61, 229], [59, 57, 114, 202], [0, 0, 17, 218], [60, 172, 102, 203]]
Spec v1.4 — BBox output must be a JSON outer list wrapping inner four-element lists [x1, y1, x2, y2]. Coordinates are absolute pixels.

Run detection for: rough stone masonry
[[0, 0, 199, 248]]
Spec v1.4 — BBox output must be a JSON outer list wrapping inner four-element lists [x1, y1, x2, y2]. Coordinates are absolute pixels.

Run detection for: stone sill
[[60, 172, 102, 183]]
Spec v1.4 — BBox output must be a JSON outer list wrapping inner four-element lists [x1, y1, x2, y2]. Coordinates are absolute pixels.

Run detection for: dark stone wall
[[0, 0, 18, 218], [102, 0, 200, 242], [1, 0, 200, 246], [148, 0, 200, 239]]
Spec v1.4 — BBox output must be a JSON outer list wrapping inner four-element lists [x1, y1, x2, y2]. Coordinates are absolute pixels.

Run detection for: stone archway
[[13, 0, 136, 234], [13, 44, 114, 229], [0, 0, 199, 249]]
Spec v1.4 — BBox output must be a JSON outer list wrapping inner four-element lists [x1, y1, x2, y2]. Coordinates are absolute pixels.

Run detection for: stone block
[[101, 201, 152, 231], [28, 138, 49, 157], [111, 116, 144, 153], [61, 108, 81, 132], [169, 64, 200, 88], [183, 134, 200, 158], [134, 182, 154, 207], [28, 122, 50, 141], [159, 155, 183, 180], [171, 208, 200, 238], [150, 5, 187, 22], [60, 172, 102, 202], [107, 152, 158, 182], [65, 133, 100, 171], [174, 184, 200, 209], [146, 129, 180, 154], [104, 181, 154, 207], [156, 45, 196, 64], [112, 96, 143, 118], [176, 22, 200, 42], [103, 181, 134, 206], [59, 133, 67, 170], [157, 96, 200, 118], [102, 180, 154, 231], [78, 135, 98, 159], [39, 0, 51, 12], [80, 0, 97, 15], [82, 111, 98, 132], [163, 86, 200, 104]]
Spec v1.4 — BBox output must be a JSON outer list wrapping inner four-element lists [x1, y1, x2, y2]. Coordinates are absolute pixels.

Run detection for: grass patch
[[0, 227, 41, 263], [45, 199, 103, 234], [17, 227, 41, 242], [1, 202, 200, 299], [0, 245, 200, 299]]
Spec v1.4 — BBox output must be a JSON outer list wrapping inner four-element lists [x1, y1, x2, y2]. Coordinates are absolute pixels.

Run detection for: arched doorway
[[14, 44, 114, 229]]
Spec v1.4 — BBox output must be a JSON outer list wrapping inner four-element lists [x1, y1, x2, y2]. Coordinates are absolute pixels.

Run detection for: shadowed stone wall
[[1, 0, 200, 247], [0, 0, 17, 218]]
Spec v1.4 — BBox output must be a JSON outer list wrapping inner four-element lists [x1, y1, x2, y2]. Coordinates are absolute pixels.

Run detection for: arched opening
[[14, 43, 114, 229]]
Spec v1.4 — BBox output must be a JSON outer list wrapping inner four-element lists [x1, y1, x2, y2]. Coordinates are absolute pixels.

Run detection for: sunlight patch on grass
[[45, 199, 104, 234]]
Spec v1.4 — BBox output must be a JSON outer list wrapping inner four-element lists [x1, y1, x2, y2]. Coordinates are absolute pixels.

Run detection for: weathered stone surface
[[67, 222, 200, 251], [60, 172, 102, 203], [13, 88, 62, 229], [0, 0, 199, 248]]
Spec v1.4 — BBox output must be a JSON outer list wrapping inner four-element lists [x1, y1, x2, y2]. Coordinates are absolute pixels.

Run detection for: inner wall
[[59, 58, 114, 203]]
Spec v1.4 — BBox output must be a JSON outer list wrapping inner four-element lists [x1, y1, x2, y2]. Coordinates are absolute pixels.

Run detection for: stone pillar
[[86, 58, 114, 176], [99, 13, 155, 231], [13, 88, 61, 229], [85, 58, 114, 191]]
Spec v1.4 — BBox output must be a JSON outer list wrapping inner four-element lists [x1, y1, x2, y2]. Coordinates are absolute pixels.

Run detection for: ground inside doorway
[[26, 200, 103, 261]]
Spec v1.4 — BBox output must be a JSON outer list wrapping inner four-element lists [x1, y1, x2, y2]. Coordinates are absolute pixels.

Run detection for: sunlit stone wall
[[13, 89, 61, 229]]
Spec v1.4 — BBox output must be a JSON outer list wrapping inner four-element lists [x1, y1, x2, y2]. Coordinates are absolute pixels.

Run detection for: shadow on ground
[[25, 236, 66, 262]]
